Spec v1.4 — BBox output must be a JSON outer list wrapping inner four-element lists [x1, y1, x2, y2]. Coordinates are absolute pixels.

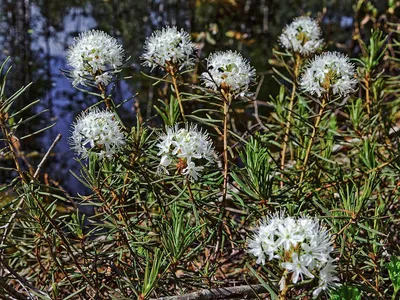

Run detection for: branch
[[0, 278, 27, 300], [152, 284, 267, 300], [33, 133, 62, 178], [0, 256, 48, 298]]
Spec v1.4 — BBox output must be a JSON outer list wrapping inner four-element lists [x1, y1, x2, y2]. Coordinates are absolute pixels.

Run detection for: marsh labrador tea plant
[[0, 13, 400, 300]]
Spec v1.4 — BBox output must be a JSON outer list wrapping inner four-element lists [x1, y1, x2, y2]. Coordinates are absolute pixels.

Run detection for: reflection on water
[[0, 0, 376, 193]]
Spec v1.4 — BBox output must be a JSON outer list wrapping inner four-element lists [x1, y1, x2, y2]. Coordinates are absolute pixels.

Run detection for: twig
[[253, 75, 268, 131], [34, 134, 62, 179], [213, 90, 232, 260], [280, 53, 301, 187], [299, 96, 327, 185], [278, 270, 289, 300], [170, 69, 187, 122], [187, 180, 195, 202], [152, 284, 267, 300], [222, 90, 231, 210], [364, 73, 371, 116], [49, 179, 78, 209], [98, 82, 112, 110], [0, 277, 27, 300], [0, 256, 48, 298]]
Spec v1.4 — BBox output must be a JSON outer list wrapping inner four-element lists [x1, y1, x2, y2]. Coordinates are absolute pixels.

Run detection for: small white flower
[[141, 26, 195, 71], [156, 124, 215, 181], [279, 16, 324, 56], [95, 72, 113, 86], [275, 218, 304, 250], [70, 108, 125, 159], [281, 253, 315, 285], [249, 226, 280, 265], [300, 51, 357, 97], [181, 161, 202, 181], [301, 241, 329, 270], [248, 236, 267, 265], [297, 217, 318, 236], [201, 50, 256, 96], [67, 30, 124, 87], [312, 259, 340, 298]]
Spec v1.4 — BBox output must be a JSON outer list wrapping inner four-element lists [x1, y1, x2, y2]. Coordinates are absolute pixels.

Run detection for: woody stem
[[213, 91, 231, 259], [278, 270, 290, 300], [299, 95, 327, 185], [98, 82, 111, 110], [280, 53, 301, 187], [170, 70, 186, 122], [222, 91, 231, 209]]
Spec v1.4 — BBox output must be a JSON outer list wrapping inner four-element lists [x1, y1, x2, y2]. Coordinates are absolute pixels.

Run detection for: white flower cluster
[[300, 51, 357, 98], [156, 124, 214, 181], [70, 108, 125, 160], [67, 30, 124, 87], [248, 213, 339, 298], [201, 50, 256, 97], [141, 26, 195, 72], [279, 16, 324, 56]]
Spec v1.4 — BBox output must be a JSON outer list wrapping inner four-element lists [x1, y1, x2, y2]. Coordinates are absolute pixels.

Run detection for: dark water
[[0, 0, 383, 194]]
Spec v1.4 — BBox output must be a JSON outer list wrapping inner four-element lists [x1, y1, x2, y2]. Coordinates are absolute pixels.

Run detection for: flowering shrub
[[1, 9, 400, 300]]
